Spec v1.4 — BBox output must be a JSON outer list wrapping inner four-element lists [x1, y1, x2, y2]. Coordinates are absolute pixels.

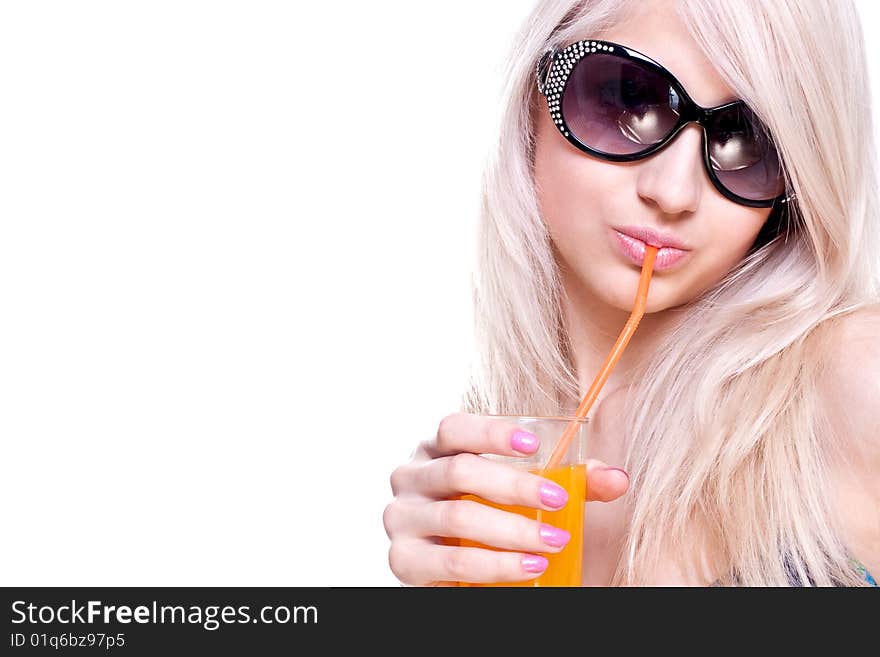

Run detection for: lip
[[610, 225, 692, 271], [613, 225, 691, 251]]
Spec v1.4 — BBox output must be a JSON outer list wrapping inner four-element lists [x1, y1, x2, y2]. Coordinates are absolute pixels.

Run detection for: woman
[[383, 0, 880, 586]]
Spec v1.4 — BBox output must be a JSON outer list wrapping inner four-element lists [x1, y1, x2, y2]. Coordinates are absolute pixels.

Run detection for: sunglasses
[[536, 39, 794, 208]]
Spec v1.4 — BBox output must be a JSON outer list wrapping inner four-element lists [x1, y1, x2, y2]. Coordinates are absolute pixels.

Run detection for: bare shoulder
[[816, 304, 880, 581], [818, 304, 880, 429], [828, 303, 880, 352]]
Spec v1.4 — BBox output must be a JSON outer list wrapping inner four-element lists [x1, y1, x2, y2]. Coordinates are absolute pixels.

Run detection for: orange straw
[[543, 245, 659, 470]]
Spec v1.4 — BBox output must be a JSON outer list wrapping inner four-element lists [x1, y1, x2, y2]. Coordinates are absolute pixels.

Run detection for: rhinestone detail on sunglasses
[[538, 40, 614, 136]]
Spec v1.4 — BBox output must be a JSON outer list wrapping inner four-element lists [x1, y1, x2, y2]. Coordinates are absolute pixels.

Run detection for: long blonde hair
[[462, 0, 880, 586]]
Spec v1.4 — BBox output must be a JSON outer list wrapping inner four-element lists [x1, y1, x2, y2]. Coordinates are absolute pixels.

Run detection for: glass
[[457, 415, 589, 587]]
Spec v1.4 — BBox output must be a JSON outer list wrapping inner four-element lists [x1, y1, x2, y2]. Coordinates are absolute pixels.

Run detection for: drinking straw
[[543, 245, 659, 471]]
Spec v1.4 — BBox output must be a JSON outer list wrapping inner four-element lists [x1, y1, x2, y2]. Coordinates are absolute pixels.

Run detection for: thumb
[[585, 459, 629, 502]]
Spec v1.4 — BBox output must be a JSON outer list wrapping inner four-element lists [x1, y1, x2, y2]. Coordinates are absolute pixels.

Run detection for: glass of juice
[[457, 415, 589, 587]]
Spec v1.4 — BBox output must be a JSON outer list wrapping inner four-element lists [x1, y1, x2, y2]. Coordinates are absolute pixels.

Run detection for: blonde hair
[[462, 0, 880, 586]]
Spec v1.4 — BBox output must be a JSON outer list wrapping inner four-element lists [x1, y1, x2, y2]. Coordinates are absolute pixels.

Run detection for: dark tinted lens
[[707, 104, 785, 202], [561, 53, 681, 155]]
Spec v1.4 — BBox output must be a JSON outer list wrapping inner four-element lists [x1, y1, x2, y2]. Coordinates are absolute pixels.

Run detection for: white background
[[1, 1, 877, 587]]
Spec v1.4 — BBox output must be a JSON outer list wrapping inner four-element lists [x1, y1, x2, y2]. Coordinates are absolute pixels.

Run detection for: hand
[[382, 412, 630, 586]]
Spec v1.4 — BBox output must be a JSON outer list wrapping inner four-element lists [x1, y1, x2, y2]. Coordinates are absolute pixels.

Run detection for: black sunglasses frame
[[536, 39, 794, 209]]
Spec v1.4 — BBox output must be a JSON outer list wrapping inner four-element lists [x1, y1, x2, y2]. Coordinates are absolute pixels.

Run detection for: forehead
[[578, 0, 737, 108]]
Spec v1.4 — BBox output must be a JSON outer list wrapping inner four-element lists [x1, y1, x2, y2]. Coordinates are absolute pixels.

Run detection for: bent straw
[[543, 245, 659, 471]]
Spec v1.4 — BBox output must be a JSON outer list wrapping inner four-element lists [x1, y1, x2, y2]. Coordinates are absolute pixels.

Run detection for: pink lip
[[610, 226, 692, 271], [613, 225, 691, 250]]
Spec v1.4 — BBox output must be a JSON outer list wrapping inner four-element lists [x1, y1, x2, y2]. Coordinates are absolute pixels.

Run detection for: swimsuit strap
[[852, 558, 877, 587], [710, 557, 877, 586]]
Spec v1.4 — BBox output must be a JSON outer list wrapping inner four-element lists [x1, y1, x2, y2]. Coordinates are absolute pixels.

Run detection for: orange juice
[[457, 463, 586, 586]]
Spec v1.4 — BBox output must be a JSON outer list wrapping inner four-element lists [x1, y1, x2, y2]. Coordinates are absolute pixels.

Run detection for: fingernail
[[539, 482, 568, 508], [539, 523, 570, 548], [510, 430, 539, 454], [604, 467, 629, 481], [522, 555, 549, 573]]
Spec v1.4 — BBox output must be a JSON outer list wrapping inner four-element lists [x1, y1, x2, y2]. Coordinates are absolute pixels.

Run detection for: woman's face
[[533, 1, 773, 314]]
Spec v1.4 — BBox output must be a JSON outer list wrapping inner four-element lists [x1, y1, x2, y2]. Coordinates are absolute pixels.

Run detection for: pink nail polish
[[539, 482, 568, 508], [511, 430, 539, 454], [522, 555, 549, 573], [539, 523, 570, 548], [604, 467, 629, 481]]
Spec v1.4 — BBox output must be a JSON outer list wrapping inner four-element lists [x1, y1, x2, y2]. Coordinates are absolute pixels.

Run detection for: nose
[[635, 123, 704, 216]]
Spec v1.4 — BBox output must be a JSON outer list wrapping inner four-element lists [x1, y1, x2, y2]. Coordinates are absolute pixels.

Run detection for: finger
[[383, 499, 405, 540], [416, 499, 570, 553], [427, 413, 540, 459], [424, 543, 549, 585], [585, 459, 630, 502], [400, 452, 570, 511]]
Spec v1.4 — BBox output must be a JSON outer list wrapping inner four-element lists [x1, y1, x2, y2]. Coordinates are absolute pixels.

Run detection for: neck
[[560, 268, 685, 409]]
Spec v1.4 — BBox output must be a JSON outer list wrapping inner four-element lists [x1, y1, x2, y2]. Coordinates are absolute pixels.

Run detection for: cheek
[[534, 117, 621, 248], [677, 208, 771, 300], [701, 211, 768, 268]]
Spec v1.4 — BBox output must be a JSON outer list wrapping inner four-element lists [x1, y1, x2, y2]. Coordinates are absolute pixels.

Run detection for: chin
[[594, 273, 687, 314]]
